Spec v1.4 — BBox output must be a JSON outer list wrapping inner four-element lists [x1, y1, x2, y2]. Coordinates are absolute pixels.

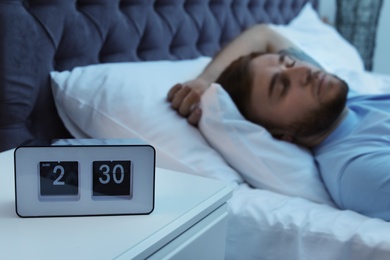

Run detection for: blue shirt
[[313, 91, 390, 220]]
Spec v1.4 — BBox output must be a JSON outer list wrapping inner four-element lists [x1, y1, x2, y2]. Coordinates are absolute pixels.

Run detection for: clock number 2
[[39, 161, 79, 197], [53, 165, 65, 186], [98, 164, 125, 184]]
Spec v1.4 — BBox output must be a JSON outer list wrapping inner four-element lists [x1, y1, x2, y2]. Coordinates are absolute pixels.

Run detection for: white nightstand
[[0, 149, 232, 259]]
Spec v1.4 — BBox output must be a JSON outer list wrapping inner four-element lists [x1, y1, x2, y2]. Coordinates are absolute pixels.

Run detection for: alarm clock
[[14, 139, 155, 218]]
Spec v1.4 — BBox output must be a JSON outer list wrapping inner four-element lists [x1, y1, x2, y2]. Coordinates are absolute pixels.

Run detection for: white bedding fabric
[[51, 57, 243, 186], [49, 3, 390, 260], [199, 83, 333, 205], [227, 183, 390, 260], [190, 69, 390, 258]]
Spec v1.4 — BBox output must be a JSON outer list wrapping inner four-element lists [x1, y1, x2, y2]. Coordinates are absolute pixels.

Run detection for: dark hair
[[216, 52, 265, 119]]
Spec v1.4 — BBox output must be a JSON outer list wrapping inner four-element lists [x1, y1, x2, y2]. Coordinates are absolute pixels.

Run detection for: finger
[[167, 83, 182, 102], [178, 91, 201, 116], [188, 107, 202, 126], [171, 86, 191, 110]]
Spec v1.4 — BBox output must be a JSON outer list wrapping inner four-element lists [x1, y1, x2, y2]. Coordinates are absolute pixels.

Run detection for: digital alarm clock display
[[38, 160, 133, 198], [15, 138, 155, 217]]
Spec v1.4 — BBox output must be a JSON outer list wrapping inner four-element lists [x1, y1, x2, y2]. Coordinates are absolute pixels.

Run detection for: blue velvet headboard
[[0, 0, 318, 152]]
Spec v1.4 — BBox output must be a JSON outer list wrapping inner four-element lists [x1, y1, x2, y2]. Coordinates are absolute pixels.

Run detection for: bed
[[2, 0, 390, 259]]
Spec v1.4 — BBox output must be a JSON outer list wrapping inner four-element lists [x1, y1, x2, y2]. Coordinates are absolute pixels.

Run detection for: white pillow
[[199, 84, 334, 205], [270, 3, 365, 74], [50, 57, 243, 185]]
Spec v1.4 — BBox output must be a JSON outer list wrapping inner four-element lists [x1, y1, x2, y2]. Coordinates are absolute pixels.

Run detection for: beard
[[290, 75, 349, 137]]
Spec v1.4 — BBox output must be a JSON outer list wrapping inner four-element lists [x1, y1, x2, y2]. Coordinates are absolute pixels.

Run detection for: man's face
[[248, 53, 348, 138]]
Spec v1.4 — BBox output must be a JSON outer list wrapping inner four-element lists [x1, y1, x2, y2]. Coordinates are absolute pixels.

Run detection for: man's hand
[[167, 78, 210, 126]]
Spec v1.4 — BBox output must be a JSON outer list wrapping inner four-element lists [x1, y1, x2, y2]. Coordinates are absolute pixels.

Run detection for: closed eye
[[278, 54, 294, 97], [270, 54, 295, 99], [280, 76, 290, 97]]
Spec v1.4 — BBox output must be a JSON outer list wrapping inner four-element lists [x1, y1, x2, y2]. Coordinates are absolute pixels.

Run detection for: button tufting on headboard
[[0, 0, 318, 151]]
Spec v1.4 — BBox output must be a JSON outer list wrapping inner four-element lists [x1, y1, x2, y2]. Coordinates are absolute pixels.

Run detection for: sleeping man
[[167, 24, 390, 221]]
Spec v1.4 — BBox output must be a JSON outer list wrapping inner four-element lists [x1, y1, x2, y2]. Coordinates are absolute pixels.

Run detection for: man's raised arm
[[166, 24, 295, 125]]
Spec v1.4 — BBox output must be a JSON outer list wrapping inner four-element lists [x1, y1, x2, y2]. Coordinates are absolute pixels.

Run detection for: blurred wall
[[318, 0, 390, 75], [373, 0, 390, 75]]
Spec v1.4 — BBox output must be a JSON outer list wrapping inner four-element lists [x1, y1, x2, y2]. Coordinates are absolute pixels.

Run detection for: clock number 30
[[98, 164, 125, 184]]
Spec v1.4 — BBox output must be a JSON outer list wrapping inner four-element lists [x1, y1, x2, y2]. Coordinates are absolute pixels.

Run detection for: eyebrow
[[268, 54, 285, 97]]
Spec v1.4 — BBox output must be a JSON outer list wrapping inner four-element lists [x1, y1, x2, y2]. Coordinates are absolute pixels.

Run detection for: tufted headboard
[[0, 0, 318, 152]]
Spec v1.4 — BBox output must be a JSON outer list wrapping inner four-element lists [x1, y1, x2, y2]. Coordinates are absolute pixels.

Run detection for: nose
[[284, 65, 311, 87]]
